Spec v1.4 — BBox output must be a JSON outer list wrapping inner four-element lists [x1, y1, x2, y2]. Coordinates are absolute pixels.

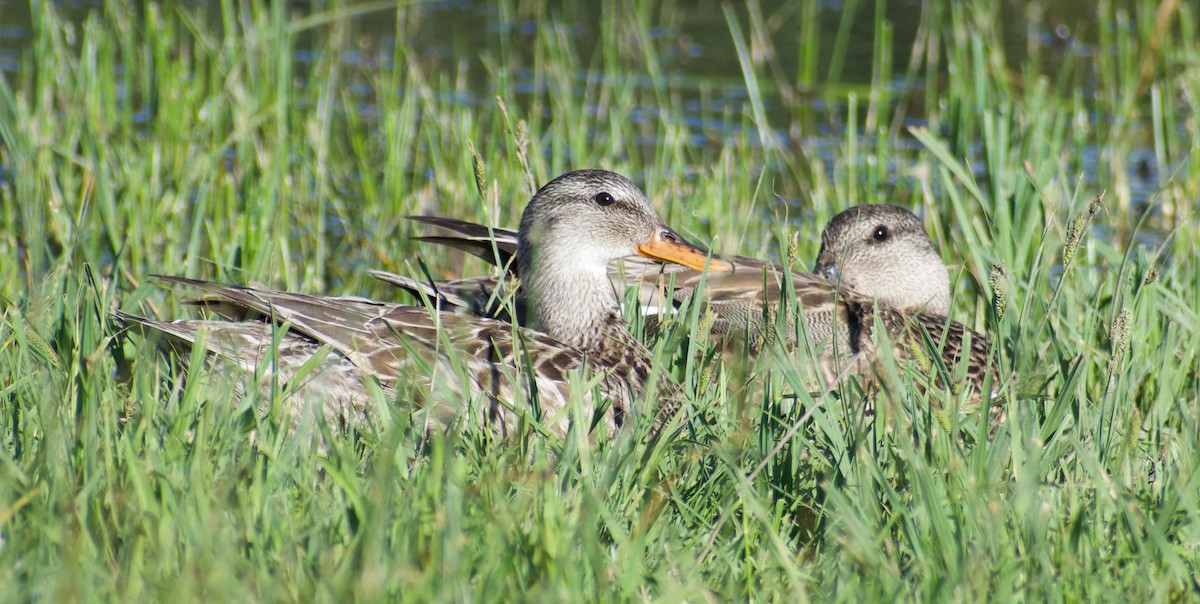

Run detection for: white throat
[[522, 245, 622, 352]]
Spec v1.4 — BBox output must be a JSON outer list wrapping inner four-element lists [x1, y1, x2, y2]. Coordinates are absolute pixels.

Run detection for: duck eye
[[872, 225, 889, 242], [594, 192, 616, 207]]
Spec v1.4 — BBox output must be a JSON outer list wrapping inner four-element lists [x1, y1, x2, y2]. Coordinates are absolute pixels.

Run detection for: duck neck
[[907, 250, 951, 316], [519, 247, 630, 355]]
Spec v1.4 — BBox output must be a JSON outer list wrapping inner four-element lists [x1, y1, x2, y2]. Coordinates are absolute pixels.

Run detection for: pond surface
[[0, 0, 1164, 214]]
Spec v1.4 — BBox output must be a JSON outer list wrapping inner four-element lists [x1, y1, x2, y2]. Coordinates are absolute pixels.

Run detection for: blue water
[[0, 0, 1168, 231]]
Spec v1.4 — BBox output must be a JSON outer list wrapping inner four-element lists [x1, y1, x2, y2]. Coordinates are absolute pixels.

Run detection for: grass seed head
[[989, 264, 1009, 321], [469, 141, 487, 199], [1108, 308, 1132, 375], [1143, 266, 1159, 285], [1063, 213, 1087, 270], [1088, 191, 1105, 216]]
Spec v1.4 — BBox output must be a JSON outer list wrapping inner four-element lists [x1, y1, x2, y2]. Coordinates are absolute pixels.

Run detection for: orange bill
[[636, 227, 735, 272]]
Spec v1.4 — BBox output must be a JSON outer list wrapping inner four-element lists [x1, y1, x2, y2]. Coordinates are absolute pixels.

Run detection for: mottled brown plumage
[[117, 170, 732, 439], [386, 205, 996, 398]]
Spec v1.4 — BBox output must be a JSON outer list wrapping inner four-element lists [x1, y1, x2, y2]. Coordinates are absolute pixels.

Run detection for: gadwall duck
[[117, 170, 733, 439], [813, 205, 950, 316], [379, 205, 994, 397]]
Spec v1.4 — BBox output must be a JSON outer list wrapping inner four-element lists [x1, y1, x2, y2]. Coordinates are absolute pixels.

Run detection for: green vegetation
[[2, 0, 1198, 600]]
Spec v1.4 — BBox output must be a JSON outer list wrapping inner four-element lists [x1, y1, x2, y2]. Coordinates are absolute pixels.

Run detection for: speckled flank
[[395, 204, 996, 401], [119, 170, 721, 440]]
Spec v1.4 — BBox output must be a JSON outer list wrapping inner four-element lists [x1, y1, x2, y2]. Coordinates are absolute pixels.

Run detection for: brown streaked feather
[[123, 171, 742, 442], [400, 216, 999, 399], [114, 309, 378, 431], [119, 281, 660, 439], [368, 269, 523, 322], [406, 216, 519, 269]]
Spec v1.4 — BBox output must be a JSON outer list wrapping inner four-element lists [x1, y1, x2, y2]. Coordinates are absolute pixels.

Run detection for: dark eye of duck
[[872, 225, 889, 242], [593, 192, 616, 207]]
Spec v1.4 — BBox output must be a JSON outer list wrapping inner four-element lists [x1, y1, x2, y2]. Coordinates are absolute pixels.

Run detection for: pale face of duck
[[515, 169, 731, 344], [813, 205, 951, 316], [516, 170, 728, 276]]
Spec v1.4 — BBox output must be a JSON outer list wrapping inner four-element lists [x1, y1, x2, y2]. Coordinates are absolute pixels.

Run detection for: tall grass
[[2, 0, 1198, 600]]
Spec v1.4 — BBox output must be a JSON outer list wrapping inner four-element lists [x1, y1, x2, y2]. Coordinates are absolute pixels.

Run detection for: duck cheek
[[580, 239, 634, 267]]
